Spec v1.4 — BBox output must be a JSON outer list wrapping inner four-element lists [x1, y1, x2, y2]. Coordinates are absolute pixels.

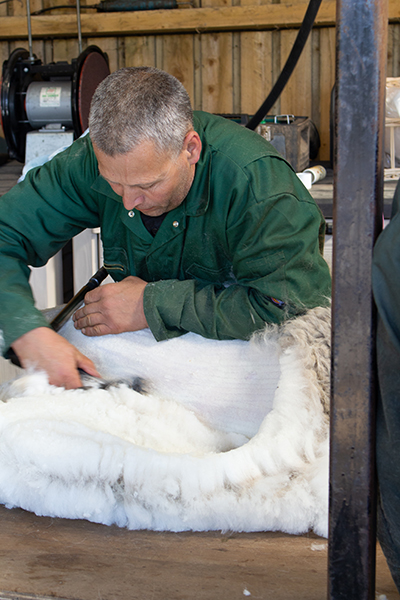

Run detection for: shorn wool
[[0, 306, 331, 536]]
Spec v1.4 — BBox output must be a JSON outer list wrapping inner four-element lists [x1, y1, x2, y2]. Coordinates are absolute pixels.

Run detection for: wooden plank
[[43, 38, 53, 62], [31, 0, 44, 18], [200, 0, 233, 115], [240, 31, 273, 116], [8, 39, 28, 54], [387, 23, 400, 77], [31, 39, 44, 60], [239, 0, 274, 116], [280, 27, 312, 118], [159, 34, 195, 104], [1, 0, 399, 40], [0, 502, 397, 600], [0, 505, 330, 600], [10, 0, 26, 17], [232, 30, 240, 114], [0, 2, 340, 40], [284, 18, 312, 119], [42, 0, 76, 14], [201, 32, 233, 114], [52, 38, 80, 61], [319, 27, 335, 162], [310, 28, 320, 141], [387, 22, 394, 76], [393, 24, 400, 77], [0, 0, 8, 17], [123, 35, 157, 68], [193, 33, 201, 111], [30, 0, 44, 58]]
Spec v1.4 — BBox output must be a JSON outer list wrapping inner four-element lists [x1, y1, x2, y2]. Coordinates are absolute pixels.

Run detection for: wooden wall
[[1, 0, 400, 161]]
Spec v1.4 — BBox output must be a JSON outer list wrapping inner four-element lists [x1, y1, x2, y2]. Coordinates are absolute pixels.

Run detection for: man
[[372, 180, 400, 592], [0, 67, 331, 389]]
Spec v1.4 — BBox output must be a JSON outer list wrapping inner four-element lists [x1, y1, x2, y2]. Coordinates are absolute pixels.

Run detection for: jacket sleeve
[[0, 139, 100, 352], [144, 173, 331, 342], [373, 182, 400, 352]]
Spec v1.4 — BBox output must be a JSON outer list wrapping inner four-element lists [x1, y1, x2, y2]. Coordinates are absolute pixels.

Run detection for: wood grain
[[160, 34, 195, 103], [0, 2, 341, 40], [319, 27, 335, 161]]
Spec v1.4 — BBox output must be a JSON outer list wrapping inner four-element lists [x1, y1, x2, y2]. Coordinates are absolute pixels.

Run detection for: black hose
[[31, 4, 96, 14], [6, 266, 108, 368], [246, 0, 323, 131], [49, 266, 108, 332], [31, 0, 178, 13]]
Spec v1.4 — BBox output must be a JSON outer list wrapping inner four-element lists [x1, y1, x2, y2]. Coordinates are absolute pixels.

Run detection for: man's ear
[[183, 131, 202, 165]]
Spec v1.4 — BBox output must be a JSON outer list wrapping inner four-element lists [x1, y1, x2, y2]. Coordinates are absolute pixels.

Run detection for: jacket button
[[128, 210, 135, 218], [173, 220, 179, 228]]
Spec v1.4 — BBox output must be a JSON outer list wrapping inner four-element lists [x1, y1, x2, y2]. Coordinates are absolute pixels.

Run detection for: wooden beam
[[0, 0, 398, 41], [1, 1, 338, 40], [329, 0, 387, 595]]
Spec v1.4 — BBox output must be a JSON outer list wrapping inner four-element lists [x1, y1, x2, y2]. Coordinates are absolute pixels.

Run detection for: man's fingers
[[72, 305, 88, 322], [73, 311, 111, 335], [83, 286, 102, 305], [76, 353, 101, 378], [73, 277, 148, 336], [81, 324, 110, 337], [58, 368, 84, 390], [74, 311, 103, 330]]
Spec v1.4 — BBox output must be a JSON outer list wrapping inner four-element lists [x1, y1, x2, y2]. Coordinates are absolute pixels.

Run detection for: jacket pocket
[[185, 262, 236, 284], [103, 247, 129, 279], [245, 251, 285, 277]]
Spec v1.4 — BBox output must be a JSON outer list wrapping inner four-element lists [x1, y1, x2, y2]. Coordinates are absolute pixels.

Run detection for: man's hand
[[12, 327, 100, 389], [72, 276, 148, 336]]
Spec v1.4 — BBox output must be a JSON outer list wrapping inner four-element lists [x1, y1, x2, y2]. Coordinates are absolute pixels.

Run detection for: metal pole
[[26, 0, 34, 61], [76, 0, 83, 55], [328, 0, 387, 598]]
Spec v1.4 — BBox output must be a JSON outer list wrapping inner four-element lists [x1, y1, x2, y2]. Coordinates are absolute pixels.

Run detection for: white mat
[[0, 306, 331, 536]]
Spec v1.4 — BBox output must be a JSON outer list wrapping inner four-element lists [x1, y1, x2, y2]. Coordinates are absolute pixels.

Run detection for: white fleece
[[0, 306, 331, 536]]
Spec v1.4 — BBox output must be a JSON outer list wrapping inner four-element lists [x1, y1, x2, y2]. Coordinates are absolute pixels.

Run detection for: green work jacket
[[0, 111, 331, 352]]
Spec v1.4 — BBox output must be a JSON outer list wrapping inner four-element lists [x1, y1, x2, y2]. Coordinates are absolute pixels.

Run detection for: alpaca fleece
[[0, 306, 331, 536]]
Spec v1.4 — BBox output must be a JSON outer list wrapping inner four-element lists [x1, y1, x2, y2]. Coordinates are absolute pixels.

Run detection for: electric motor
[[1, 45, 110, 162]]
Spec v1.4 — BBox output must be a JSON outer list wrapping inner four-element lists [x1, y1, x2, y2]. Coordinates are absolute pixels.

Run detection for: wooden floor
[[0, 504, 398, 600]]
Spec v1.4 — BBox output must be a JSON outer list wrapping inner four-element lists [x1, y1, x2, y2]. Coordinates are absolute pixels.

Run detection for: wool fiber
[[0, 306, 331, 536]]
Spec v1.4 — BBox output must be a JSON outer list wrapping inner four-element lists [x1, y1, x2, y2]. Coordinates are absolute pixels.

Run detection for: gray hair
[[88, 67, 193, 157]]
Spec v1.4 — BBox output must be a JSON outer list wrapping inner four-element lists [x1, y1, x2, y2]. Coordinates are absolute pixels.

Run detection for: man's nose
[[122, 188, 145, 210]]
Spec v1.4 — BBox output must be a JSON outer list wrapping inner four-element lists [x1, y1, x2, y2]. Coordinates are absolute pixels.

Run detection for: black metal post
[[329, 0, 387, 598]]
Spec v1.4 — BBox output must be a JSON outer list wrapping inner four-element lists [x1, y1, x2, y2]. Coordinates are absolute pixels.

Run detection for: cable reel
[[1, 45, 110, 162]]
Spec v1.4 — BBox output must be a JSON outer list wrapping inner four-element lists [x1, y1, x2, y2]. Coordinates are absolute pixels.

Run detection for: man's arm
[[142, 195, 331, 341], [0, 137, 101, 385]]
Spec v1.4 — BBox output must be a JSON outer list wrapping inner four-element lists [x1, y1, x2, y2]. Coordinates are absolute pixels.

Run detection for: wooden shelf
[[0, 1, 339, 39], [0, 0, 399, 41]]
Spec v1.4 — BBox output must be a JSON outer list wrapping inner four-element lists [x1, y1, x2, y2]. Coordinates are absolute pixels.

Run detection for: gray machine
[[0, 0, 110, 163]]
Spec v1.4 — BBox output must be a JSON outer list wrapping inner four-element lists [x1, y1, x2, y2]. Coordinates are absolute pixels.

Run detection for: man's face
[[93, 132, 201, 217]]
